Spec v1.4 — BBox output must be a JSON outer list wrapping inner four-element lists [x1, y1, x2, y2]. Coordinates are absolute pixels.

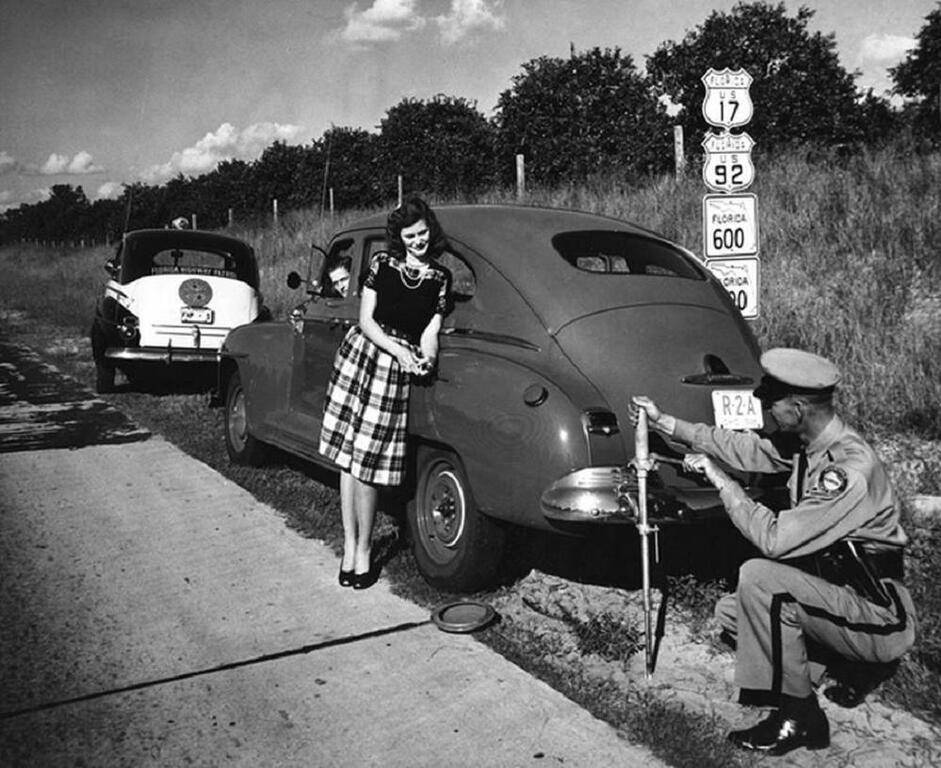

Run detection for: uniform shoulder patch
[[818, 465, 849, 495]]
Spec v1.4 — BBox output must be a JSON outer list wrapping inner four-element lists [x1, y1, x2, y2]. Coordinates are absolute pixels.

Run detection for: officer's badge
[[819, 466, 848, 495]]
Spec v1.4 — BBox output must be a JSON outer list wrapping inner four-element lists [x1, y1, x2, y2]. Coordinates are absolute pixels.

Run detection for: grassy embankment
[[1, 144, 939, 761]]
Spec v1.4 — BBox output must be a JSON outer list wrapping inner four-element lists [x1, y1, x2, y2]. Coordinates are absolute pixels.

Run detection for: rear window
[[551, 230, 702, 279], [121, 242, 256, 285]]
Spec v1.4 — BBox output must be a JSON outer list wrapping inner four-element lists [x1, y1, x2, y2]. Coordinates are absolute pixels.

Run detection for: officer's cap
[[752, 348, 840, 403]]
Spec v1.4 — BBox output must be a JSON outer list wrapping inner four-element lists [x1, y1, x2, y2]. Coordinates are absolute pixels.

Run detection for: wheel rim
[[228, 386, 247, 452], [418, 465, 467, 565]]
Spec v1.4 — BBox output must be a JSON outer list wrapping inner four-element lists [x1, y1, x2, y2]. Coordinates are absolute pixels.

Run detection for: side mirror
[[287, 271, 302, 289], [104, 259, 118, 276]]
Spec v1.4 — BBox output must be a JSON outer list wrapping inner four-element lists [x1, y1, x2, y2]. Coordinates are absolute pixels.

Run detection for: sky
[[0, 0, 936, 211]]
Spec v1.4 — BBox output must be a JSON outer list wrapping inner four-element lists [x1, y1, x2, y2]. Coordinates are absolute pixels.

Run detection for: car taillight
[[118, 314, 138, 341], [583, 409, 619, 436]]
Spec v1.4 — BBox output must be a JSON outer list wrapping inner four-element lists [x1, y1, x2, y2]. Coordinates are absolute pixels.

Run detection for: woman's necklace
[[399, 258, 430, 290]]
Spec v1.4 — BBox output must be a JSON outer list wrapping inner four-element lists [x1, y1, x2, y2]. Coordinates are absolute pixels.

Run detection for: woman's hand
[[394, 345, 423, 374], [682, 453, 733, 492], [414, 353, 435, 376]]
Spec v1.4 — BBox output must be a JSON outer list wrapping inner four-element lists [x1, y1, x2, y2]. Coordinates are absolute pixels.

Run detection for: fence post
[[329, 187, 334, 218], [273, 199, 279, 226], [397, 175, 403, 206], [228, 208, 234, 227], [673, 125, 686, 178], [515, 154, 525, 199], [191, 213, 197, 230]]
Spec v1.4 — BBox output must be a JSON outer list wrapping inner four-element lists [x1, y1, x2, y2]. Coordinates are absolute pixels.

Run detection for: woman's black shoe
[[338, 568, 355, 587], [352, 568, 378, 590]]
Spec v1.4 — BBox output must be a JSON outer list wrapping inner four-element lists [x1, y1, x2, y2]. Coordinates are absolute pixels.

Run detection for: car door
[[285, 231, 386, 440]]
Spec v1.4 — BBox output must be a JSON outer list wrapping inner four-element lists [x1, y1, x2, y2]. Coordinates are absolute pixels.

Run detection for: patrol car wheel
[[224, 371, 268, 465], [95, 360, 115, 394], [407, 448, 505, 592]]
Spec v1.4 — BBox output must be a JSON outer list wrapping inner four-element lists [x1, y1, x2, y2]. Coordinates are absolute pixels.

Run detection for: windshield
[[551, 230, 702, 280]]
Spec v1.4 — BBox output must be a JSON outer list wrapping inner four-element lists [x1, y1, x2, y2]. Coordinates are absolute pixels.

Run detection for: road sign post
[[701, 68, 760, 319]]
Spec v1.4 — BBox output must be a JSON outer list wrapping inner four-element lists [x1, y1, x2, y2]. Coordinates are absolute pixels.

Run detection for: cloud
[[341, 0, 425, 42], [39, 150, 104, 175], [95, 181, 124, 200], [859, 33, 914, 65], [436, 0, 504, 43], [0, 187, 50, 212], [142, 122, 305, 183], [0, 151, 20, 176]]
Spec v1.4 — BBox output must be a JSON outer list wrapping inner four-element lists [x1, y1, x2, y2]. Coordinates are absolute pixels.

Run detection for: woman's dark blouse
[[364, 252, 451, 343]]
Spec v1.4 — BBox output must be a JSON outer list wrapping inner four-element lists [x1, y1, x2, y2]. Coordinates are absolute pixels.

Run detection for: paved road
[[0, 341, 665, 767]]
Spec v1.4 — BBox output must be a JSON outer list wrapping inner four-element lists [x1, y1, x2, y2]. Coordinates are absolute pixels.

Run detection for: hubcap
[[420, 466, 466, 564]]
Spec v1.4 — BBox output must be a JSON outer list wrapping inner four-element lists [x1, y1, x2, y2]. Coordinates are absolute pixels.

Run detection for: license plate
[[712, 389, 762, 430], [181, 307, 213, 324]]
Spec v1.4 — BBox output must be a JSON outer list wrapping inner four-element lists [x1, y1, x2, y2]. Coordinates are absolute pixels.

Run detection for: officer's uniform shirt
[[683, 415, 908, 559]]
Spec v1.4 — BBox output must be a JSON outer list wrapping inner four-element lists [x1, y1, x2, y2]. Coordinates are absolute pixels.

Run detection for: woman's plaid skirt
[[318, 325, 417, 486]]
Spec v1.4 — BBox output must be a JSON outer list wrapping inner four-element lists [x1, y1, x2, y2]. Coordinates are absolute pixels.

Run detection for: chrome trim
[[105, 347, 221, 364], [441, 327, 540, 352]]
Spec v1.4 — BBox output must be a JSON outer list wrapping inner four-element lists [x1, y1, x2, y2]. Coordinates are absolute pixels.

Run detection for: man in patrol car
[[631, 348, 915, 756]]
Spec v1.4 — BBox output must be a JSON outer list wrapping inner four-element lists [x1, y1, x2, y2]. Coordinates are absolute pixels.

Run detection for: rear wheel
[[407, 448, 506, 592], [91, 321, 115, 394], [95, 360, 115, 394], [224, 371, 268, 465]]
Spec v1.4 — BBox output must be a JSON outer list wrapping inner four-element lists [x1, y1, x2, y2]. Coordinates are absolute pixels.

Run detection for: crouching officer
[[630, 348, 916, 756]]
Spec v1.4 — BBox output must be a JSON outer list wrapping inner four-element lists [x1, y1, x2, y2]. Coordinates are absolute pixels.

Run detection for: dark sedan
[[218, 205, 779, 591]]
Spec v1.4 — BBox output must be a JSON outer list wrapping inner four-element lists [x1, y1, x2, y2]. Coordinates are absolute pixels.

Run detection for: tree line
[[2, 1, 938, 246]]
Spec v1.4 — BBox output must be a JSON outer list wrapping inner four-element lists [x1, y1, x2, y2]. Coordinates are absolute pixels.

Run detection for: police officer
[[631, 348, 916, 756]]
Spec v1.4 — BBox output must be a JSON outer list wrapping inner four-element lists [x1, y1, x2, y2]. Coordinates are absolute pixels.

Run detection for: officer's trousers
[[715, 558, 916, 699]]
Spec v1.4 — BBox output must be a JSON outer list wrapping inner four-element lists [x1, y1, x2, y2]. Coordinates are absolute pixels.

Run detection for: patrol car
[[91, 227, 267, 393]]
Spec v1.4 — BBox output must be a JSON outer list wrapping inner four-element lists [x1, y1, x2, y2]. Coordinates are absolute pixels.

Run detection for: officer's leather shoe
[[728, 707, 830, 755]]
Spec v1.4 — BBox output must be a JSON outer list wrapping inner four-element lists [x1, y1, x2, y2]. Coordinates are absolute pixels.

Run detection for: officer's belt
[[784, 539, 904, 607]]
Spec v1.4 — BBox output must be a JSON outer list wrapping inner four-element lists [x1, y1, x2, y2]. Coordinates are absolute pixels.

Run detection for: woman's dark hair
[[386, 196, 448, 259]]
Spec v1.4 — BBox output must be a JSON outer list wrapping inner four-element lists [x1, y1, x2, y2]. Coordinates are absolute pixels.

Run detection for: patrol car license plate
[[712, 390, 762, 430], [181, 307, 213, 324]]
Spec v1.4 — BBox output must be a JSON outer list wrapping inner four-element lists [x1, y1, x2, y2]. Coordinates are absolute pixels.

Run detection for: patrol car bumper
[[105, 347, 221, 364]]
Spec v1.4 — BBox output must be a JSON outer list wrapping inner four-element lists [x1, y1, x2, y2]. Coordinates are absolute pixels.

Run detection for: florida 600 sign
[[702, 194, 759, 258]]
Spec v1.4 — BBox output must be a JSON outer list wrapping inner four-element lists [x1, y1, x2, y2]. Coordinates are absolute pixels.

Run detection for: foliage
[[646, 1, 867, 152], [890, 3, 941, 141], [494, 46, 673, 186], [314, 126, 382, 211], [375, 95, 496, 198]]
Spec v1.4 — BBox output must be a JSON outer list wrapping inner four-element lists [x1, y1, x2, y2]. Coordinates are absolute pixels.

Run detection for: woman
[[318, 196, 451, 589]]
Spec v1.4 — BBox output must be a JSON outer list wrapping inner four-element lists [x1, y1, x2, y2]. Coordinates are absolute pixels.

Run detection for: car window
[[552, 230, 702, 279], [150, 249, 239, 279], [358, 237, 476, 301], [438, 250, 476, 300], [320, 238, 355, 298]]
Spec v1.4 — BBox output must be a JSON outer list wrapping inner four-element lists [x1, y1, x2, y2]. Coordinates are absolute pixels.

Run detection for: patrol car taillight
[[118, 315, 139, 341]]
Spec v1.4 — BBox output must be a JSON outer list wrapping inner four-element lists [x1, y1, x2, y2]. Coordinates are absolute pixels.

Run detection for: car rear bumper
[[105, 346, 221, 364], [540, 465, 737, 525]]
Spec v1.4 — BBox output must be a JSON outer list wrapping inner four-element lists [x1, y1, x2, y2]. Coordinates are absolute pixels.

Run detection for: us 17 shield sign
[[701, 68, 754, 130]]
